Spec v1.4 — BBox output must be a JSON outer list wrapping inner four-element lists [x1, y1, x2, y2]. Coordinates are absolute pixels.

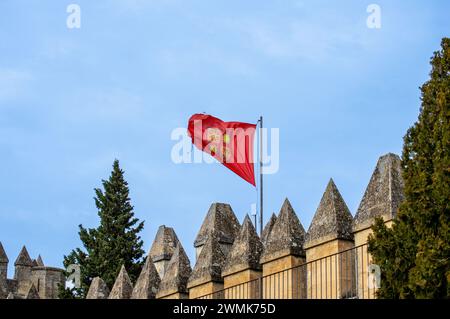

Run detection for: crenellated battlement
[[1, 152, 404, 299], [87, 152, 404, 300]]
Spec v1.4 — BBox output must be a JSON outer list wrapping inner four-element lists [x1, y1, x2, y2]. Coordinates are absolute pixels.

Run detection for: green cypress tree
[[368, 38, 450, 299], [60, 159, 145, 298]]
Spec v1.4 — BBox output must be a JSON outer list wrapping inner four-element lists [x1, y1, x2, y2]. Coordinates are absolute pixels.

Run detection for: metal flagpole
[[259, 116, 263, 236]]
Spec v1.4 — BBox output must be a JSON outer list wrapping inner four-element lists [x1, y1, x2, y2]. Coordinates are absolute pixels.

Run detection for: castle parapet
[[304, 179, 354, 299], [187, 233, 226, 299], [156, 243, 191, 299], [352, 153, 404, 299], [260, 198, 307, 299], [222, 215, 263, 299], [86, 277, 110, 299], [108, 265, 133, 299], [131, 254, 161, 299]]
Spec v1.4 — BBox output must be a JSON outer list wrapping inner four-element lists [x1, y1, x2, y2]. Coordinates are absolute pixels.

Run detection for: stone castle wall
[[1, 153, 403, 299]]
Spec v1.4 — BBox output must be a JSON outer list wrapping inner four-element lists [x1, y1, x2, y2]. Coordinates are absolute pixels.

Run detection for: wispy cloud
[[227, 17, 366, 63]]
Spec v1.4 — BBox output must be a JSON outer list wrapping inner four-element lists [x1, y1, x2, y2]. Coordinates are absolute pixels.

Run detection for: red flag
[[187, 114, 256, 186]]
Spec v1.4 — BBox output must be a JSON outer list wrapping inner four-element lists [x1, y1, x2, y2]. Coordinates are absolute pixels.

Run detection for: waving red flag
[[187, 114, 256, 186]]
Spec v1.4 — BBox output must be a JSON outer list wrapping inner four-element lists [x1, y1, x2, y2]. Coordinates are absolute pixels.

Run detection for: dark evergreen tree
[[368, 38, 450, 299], [60, 160, 145, 298]]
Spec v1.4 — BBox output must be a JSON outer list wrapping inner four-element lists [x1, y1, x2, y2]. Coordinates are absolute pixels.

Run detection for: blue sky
[[0, 0, 448, 274]]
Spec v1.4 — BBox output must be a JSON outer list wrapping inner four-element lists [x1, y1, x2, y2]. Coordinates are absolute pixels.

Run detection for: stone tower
[[304, 179, 354, 299], [108, 265, 133, 299], [30, 265, 66, 299], [353, 153, 404, 298], [149, 225, 179, 279], [0, 242, 8, 298], [14, 246, 33, 296], [222, 215, 264, 299], [260, 198, 307, 299], [194, 203, 240, 260], [131, 255, 161, 299], [188, 233, 226, 299], [156, 243, 192, 299]]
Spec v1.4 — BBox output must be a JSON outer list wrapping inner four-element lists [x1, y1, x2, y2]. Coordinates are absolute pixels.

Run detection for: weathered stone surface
[[353, 153, 404, 231], [261, 213, 277, 246], [6, 292, 15, 299], [6, 279, 17, 294], [30, 266, 65, 299], [36, 255, 44, 267], [14, 246, 33, 284], [194, 203, 240, 253], [150, 225, 179, 262], [0, 243, 7, 299], [223, 215, 263, 276], [305, 179, 354, 247], [86, 277, 110, 299], [157, 243, 192, 297], [25, 283, 40, 299], [261, 198, 306, 263], [131, 256, 161, 299], [188, 233, 226, 288], [0, 242, 8, 264], [108, 265, 133, 299], [149, 225, 179, 279], [14, 246, 33, 266]]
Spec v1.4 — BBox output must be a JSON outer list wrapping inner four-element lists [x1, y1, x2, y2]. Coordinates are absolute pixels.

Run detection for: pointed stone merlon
[[352, 153, 404, 299], [36, 255, 44, 267], [194, 203, 240, 260], [305, 179, 354, 249], [156, 243, 192, 299], [222, 215, 264, 299], [131, 256, 161, 299], [260, 198, 307, 299], [0, 242, 8, 298], [149, 225, 179, 279], [304, 179, 355, 299], [261, 213, 277, 247], [353, 153, 404, 245], [87, 277, 110, 299], [108, 265, 133, 299], [188, 233, 226, 299]]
